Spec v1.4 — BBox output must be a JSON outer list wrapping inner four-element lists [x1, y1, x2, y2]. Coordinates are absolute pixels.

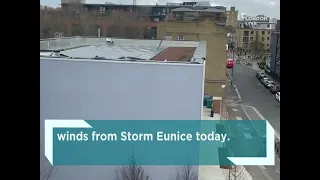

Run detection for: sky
[[40, 0, 280, 19]]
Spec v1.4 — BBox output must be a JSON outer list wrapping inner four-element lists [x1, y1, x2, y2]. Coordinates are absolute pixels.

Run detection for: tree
[[249, 33, 264, 59], [176, 165, 201, 180], [115, 156, 151, 180], [223, 166, 247, 180]]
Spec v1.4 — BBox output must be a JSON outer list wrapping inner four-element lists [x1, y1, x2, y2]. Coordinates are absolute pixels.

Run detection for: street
[[225, 57, 280, 180], [226, 104, 280, 180], [228, 59, 280, 133]]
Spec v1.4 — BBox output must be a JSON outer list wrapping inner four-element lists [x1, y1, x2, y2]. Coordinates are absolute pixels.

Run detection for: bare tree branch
[[115, 156, 151, 180], [249, 33, 264, 59], [40, 5, 155, 39], [223, 166, 247, 180], [176, 165, 201, 180]]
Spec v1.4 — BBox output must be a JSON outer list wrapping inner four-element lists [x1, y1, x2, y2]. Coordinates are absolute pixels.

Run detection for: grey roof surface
[[40, 37, 206, 63], [61, 44, 166, 60], [171, 7, 225, 12], [202, 8, 225, 13], [171, 7, 195, 12]]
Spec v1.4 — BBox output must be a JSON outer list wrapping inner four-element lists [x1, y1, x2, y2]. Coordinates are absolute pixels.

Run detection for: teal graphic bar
[[50, 120, 267, 166]]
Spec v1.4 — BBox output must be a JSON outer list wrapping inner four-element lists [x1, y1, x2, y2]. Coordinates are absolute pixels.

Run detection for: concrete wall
[[40, 37, 163, 51], [40, 58, 204, 180], [157, 19, 227, 97]]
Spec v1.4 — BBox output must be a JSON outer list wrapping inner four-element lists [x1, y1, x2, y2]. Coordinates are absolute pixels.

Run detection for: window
[[243, 37, 249, 42], [251, 31, 253, 34], [268, 31, 271, 34], [267, 37, 269, 40], [164, 35, 172, 40], [242, 43, 248, 48], [177, 35, 184, 40], [250, 37, 253, 41], [267, 44, 269, 46], [261, 37, 265, 41], [243, 31, 249, 36], [267, 24, 270, 28], [256, 31, 259, 35], [99, 7, 106, 11], [262, 31, 265, 35]]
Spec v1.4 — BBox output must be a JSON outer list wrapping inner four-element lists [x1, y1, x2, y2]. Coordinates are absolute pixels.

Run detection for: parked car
[[266, 83, 275, 89], [265, 81, 275, 88], [261, 78, 270, 85], [270, 86, 280, 94], [259, 74, 266, 80], [275, 92, 280, 102], [260, 77, 269, 82], [256, 72, 264, 78]]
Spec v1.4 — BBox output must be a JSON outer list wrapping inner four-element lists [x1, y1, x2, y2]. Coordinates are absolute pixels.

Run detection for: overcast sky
[[41, 0, 280, 19]]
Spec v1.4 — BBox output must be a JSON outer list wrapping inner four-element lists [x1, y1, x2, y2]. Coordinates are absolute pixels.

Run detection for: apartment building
[[236, 29, 272, 51]]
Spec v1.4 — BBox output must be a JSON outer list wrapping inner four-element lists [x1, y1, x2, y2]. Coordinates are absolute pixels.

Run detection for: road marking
[[260, 168, 275, 180], [241, 104, 280, 140], [259, 165, 266, 170], [232, 84, 242, 100], [232, 109, 238, 111], [241, 104, 281, 164], [236, 116, 243, 120]]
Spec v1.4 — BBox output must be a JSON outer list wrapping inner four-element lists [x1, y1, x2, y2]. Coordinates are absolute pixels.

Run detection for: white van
[[106, 38, 113, 44]]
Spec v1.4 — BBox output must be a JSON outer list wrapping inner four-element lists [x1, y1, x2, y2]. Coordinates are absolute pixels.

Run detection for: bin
[[206, 99, 213, 108], [203, 95, 211, 106]]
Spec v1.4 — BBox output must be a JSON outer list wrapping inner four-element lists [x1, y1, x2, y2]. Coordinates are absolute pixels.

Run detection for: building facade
[[157, 17, 228, 97], [270, 32, 280, 82], [236, 28, 272, 52], [226, 7, 238, 28], [276, 20, 280, 32]]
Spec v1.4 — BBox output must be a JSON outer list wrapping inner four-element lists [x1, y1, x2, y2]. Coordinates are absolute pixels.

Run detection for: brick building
[[157, 12, 228, 97]]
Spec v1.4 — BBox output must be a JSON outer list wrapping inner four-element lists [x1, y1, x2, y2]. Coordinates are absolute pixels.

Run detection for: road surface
[[226, 104, 280, 180], [225, 59, 280, 180], [228, 61, 280, 133]]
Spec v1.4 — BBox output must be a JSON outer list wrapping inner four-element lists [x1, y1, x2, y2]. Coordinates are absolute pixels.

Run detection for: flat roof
[[40, 37, 206, 63]]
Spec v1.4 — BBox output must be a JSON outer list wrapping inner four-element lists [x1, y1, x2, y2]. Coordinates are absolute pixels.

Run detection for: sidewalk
[[200, 106, 252, 180], [241, 60, 280, 86]]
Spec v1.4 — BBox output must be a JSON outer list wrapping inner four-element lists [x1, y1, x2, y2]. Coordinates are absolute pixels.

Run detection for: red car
[[227, 59, 234, 69]]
